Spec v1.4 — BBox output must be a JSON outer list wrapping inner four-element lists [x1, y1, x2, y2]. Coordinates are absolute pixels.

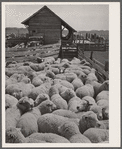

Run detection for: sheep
[[68, 97, 89, 113], [6, 82, 35, 100], [72, 78, 84, 91], [76, 84, 94, 99], [79, 111, 102, 133], [78, 72, 87, 84], [30, 62, 45, 71], [81, 96, 96, 106], [6, 127, 46, 143], [70, 57, 81, 64], [27, 132, 70, 143], [58, 121, 91, 143], [82, 69, 91, 75], [85, 80, 102, 97], [52, 109, 78, 119], [6, 96, 35, 130], [83, 128, 109, 143], [100, 120, 109, 129], [46, 70, 56, 79], [28, 100, 56, 120], [16, 100, 56, 137], [64, 72, 77, 83], [60, 88, 76, 102], [97, 99, 109, 109], [37, 100, 57, 115], [28, 82, 51, 100], [6, 106, 21, 130], [32, 74, 52, 87], [85, 68, 98, 83], [88, 105, 103, 120], [5, 94, 18, 109], [34, 93, 50, 106], [98, 80, 109, 94], [49, 84, 60, 97], [51, 94, 68, 110], [16, 112, 38, 137], [6, 78, 18, 88], [54, 79, 74, 90], [43, 56, 55, 64], [37, 113, 79, 134], [96, 91, 109, 102], [17, 96, 34, 115]]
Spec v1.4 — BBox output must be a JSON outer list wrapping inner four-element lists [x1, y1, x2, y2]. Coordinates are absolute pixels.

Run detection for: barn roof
[[21, 5, 76, 32]]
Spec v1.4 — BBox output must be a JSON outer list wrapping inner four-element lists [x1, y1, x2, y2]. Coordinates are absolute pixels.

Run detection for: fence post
[[90, 51, 93, 60]]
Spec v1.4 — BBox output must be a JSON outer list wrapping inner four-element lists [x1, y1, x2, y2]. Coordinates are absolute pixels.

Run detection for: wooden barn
[[21, 5, 76, 45]]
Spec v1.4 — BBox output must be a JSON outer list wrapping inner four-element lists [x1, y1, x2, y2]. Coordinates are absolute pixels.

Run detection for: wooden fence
[[78, 48, 109, 81], [6, 42, 61, 63]]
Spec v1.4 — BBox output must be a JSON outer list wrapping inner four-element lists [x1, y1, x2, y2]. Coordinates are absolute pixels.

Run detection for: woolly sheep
[[16, 112, 38, 137], [6, 106, 21, 130], [58, 121, 91, 143], [64, 72, 77, 82], [88, 105, 103, 120], [54, 79, 74, 90], [97, 100, 109, 109], [46, 70, 56, 79], [96, 91, 109, 102], [83, 128, 109, 143], [82, 69, 91, 75], [52, 109, 77, 119], [6, 127, 46, 143], [51, 94, 68, 110], [28, 82, 51, 100], [85, 68, 98, 83], [37, 100, 57, 115], [34, 93, 50, 106], [60, 88, 76, 102], [81, 96, 96, 106], [68, 97, 89, 113], [37, 113, 79, 134], [98, 80, 109, 94], [72, 78, 84, 91], [28, 100, 56, 120], [79, 111, 101, 133], [6, 82, 35, 100], [5, 94, 18, 109], [30, 62, 45, 71], [6, 78, 18, 88], [27, 132, 70, 143], [76, 84, 94, 99], [85, 80, 102, 97], [49, 84, 60, 97], [17, 96, 34, 115]]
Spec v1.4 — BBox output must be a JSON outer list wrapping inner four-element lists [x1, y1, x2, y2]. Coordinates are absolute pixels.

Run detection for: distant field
[[84, 51, 109, 65]]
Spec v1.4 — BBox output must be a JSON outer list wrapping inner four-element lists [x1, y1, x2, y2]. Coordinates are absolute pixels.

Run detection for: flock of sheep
[[5, 56, 109, 143]]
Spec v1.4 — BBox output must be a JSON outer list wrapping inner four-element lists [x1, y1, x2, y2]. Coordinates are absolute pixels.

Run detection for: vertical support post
[[82, 36, 84, 55], [90, 51, 93, 60]]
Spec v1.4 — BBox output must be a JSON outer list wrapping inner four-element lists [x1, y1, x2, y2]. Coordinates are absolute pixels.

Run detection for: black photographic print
[[2, 2, 120, 148]]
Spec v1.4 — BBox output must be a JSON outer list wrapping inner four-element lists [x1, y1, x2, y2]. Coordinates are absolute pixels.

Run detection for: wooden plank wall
[[29, 7, 61, 44], [78, 48, 109, 81], [6, 42, 61, 63]]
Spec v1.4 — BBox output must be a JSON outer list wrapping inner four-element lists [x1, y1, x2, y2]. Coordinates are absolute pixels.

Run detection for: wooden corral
[[6, 42, 61, 63], [21, 5, 76, 45]]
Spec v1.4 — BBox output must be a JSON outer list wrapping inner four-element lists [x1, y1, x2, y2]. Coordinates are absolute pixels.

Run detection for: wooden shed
[[21, 5, 76, 45]]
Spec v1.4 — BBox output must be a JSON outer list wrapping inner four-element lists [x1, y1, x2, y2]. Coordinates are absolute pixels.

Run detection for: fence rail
[[6, 42, 61, 63], [78, 48, 109, 81]]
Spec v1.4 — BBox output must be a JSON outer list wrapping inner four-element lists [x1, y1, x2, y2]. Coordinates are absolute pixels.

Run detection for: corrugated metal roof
[[21, 5, 76, 32]]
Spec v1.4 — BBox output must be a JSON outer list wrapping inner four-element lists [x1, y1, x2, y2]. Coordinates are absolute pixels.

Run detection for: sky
[[5, 3, 109, 31]]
